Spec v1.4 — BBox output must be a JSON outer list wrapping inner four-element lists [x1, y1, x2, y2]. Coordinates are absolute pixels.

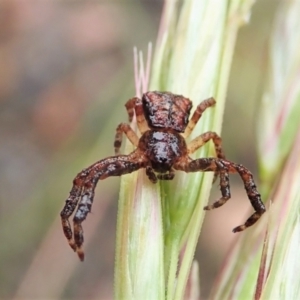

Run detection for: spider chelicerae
[[61, 91, 266, 261]]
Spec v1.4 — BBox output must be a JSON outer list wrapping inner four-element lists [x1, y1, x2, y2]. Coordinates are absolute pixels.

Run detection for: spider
[[61, 91, 266, 261]]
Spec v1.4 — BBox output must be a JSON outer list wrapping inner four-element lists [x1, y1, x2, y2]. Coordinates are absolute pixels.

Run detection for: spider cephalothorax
[[61, 91, 266, 261]]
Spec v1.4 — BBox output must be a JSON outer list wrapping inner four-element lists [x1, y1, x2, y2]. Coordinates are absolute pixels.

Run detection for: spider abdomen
[[142, 91, 192, 132], [139, 130, 187, 173]]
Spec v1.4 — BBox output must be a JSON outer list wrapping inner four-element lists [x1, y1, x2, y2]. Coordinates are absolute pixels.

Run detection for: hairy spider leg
[[60, 150, 146, 261], [114, 96, 149, 155], [124, 97, 149, 134], [182, 97, 216, 139], [60, 174, 86, 251], [174, 157, 266, 232], [134, 97, 149, 134], [124, 97, 138, 122], [187, 131, 225, 183], [187, 131, 224, 158], [114, 123, 139, 155]]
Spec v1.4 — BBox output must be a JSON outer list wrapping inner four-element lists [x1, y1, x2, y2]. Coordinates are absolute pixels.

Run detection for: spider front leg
[[61, 150, 146, 261], [204, 169, 231, 209], [60, 172, 87, 251], [174, 157, 266, 232], [187, 131, 225, 183]]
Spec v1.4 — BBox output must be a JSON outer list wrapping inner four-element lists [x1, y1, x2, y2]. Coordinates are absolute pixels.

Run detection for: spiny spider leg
[[114, 123, 139, 155], [125, 96, 149, 134], [134, 97, 149, 134], [124, 96, 149, 134], [61, 150, 146, 261], [204, 167, 230, 209], [187, 131, 225, 184], [188, 131, 224, 157], [60, 170, 88, 251], [182, 97, 216, 139], [174, 157, 266, 232], [124, 97, 138, 122]]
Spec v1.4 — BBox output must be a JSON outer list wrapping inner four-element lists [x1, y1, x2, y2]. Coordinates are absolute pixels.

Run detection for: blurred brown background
[[0, 0, 278, 299]]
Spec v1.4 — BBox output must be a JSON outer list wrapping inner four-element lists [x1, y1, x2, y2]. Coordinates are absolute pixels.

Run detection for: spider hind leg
[[182, 97, 216, 138], [124, 96, 149, 134], [114, 123, 139, 155]]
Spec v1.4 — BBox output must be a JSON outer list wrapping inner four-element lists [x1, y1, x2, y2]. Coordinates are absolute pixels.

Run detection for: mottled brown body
[[142, 91, 192, 132], [139, 130, 187, 174], [61, 91, 265, 260]]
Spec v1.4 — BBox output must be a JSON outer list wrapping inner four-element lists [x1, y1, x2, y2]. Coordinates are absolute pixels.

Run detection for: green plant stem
[[167, 242, 180, 300], [115, 1, 256, 299]]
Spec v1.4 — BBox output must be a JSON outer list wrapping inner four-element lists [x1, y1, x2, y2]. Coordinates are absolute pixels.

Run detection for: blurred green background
[[0, 0, 279, 299]]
